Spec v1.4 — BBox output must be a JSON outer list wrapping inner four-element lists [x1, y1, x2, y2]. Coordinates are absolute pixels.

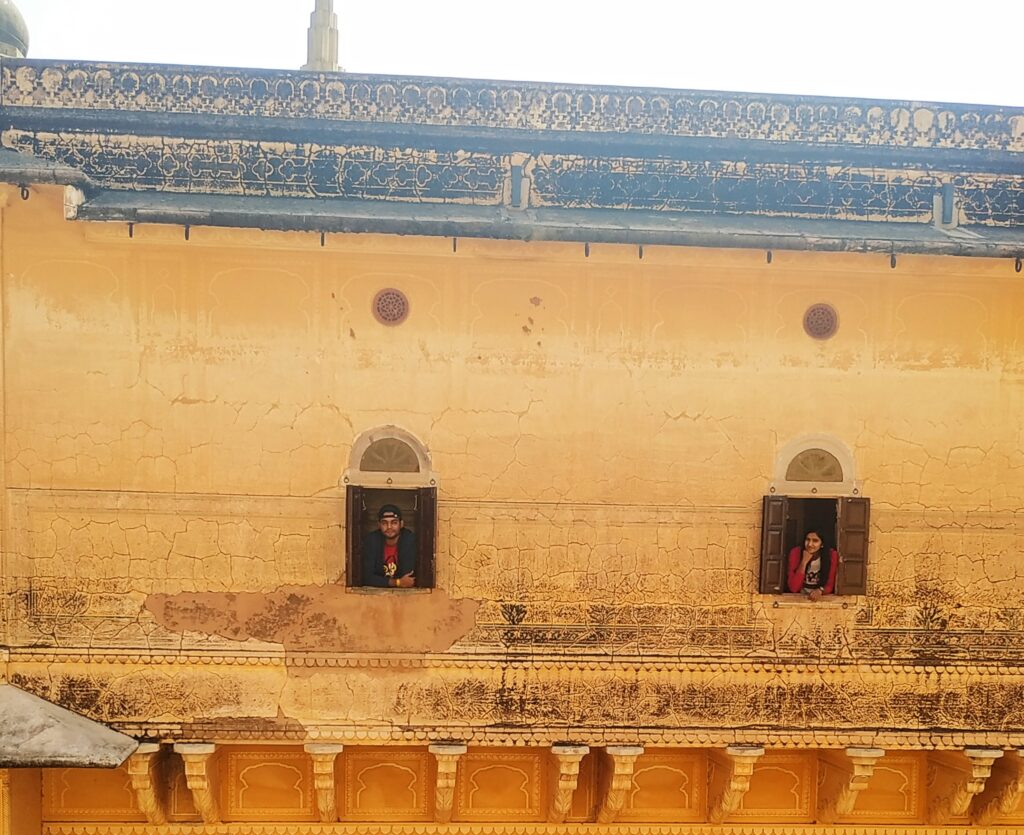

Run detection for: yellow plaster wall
[[3, 184, 1024, 744]]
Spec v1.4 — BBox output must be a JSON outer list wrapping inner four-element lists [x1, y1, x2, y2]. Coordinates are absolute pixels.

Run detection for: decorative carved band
[[4, 61, 1022, 155]]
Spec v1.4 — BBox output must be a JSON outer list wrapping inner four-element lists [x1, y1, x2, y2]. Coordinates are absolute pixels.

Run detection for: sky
[[11, 1, 1024, 107]]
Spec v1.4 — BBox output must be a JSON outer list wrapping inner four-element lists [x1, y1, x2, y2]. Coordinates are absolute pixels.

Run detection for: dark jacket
[[361, 528, 416, 587]]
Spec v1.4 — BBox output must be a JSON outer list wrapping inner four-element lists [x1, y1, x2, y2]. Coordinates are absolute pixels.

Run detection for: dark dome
[[0, 0, 28, 58]]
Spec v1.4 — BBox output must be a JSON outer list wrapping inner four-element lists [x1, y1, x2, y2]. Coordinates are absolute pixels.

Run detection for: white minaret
[[302, 0, 341, 72]]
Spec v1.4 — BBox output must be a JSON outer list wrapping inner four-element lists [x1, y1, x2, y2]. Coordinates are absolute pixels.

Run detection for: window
[[343, 427, 437, 589], [759, 495, 869, 595], [761, 437, 868, 595], [345, 484, 436, 587]]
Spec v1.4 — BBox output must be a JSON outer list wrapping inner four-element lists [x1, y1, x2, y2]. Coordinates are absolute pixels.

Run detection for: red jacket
[[786, 546, 838, 594]]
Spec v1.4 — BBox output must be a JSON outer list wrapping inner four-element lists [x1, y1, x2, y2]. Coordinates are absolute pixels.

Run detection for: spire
[[303, 0, 340, 72]]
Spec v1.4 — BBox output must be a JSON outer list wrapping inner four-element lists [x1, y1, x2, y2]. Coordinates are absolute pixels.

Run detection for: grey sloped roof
[[0, 684, 138, 768]]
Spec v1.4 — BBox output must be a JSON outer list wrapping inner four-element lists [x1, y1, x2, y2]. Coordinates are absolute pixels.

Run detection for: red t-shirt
[[383, 541, 398, 578]]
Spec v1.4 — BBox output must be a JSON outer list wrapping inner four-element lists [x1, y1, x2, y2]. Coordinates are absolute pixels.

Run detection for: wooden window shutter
[[837, 497, 870, 595], [346, 484, 365, 587], [415, 486, 437, 588], [760, 495, 788, 594]]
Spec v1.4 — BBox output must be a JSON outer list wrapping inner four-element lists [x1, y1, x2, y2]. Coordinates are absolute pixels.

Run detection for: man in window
[[362, 504, 416, 588]]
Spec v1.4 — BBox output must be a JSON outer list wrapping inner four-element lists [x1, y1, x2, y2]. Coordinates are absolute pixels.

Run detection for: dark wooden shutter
[[416, 486, 437, 588], [760, 495, 788, 594], [346, 484, 365, 587], [837, 497, 870, 595]]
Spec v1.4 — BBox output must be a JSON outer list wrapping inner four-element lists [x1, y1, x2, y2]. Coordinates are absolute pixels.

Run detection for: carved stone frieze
[[4, 61, 1023, 155]]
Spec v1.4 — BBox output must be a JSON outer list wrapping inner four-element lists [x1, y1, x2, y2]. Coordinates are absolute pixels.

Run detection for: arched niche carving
[[785, 448, 843, 482], [771, 434, 860, 496], [343, 425, 436, 488]]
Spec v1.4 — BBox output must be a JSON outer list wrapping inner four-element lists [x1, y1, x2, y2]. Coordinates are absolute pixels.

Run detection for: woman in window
[[786, 529, 838, 600]]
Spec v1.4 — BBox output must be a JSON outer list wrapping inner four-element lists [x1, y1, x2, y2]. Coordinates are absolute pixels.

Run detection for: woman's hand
[[807, 589, 822, 602]]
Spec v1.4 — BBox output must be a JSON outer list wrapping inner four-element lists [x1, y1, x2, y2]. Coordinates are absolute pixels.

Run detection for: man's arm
[[360, 534, 390, 587], [397, 529, 417, 587]]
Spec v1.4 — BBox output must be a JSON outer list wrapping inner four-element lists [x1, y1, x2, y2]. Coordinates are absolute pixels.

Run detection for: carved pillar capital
[[304, 743, 343, 823], [817, 747, 885, 824], [127, 743, 167, 825], [596, 745, 644, 824], [173, 743, 219, 824], [429, 743, 467, 823], [708, 745, 765, 824], [548, 744, 589, 823]]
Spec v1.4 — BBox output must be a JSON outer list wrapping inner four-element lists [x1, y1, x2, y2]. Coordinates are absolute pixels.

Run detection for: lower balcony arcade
[[8, 742, 1024, 832]]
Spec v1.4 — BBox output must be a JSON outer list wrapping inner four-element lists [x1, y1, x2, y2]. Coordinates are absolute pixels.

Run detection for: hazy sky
[[12, 1, 1023, 107]]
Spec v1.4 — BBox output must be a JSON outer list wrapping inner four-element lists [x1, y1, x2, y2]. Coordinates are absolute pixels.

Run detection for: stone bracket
[[304, 743, 343, 823], [429, 743, 467, 824], [126, 743, 167, 825], [708, 745, 765, 824], [548, 744, 589, 823], [173, 743, 219, 824], [971, 748, 1024, 825], [596, 745, 644, 824], [817, 747, 885, 824], [928, 748, 1002, 824]]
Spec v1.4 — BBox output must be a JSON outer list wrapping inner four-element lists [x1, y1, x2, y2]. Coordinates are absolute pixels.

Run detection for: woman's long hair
[[803, 529, 832, 589]]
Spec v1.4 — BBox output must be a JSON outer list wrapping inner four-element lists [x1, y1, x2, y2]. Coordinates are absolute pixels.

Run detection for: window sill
[[770, 595, 850, 610], [347, 586, 433, 594]]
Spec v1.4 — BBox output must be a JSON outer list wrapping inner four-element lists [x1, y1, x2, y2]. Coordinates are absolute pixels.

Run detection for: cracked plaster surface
[[4, 195, 1024, 736]]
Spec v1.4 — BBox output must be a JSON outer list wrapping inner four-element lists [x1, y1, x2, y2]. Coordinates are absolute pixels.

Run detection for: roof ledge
[[0, 684, 139, 768]]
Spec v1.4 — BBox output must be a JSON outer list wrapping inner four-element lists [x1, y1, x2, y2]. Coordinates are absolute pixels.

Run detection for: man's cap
[[378, 504, 403, 520]]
